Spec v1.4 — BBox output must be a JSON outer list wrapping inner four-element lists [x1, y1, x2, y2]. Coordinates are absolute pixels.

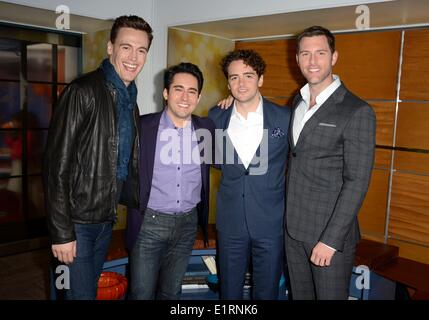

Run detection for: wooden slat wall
[[396, 102, 429, 150], [236, 27, 429, 264], [375, 149, 391, 169], [401, 29, 429, 100], [390, 172, 429, 245], [395, 151, 429, 174], [371, 102, 396, 147], [392, 29, 429, 263], [358, 170, 389, 240], [333, 31, 401, 100]]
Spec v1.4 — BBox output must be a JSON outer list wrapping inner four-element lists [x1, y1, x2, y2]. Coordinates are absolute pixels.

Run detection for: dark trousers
[[217, 230, 284, 300], [285, 231, 356, 300], [129, 207, 198, 300]]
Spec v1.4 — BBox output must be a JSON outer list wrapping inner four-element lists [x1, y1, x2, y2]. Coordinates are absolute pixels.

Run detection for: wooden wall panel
[[401, 29, 429, 100], [375, 149, 391, 169], [361, 233, 385, 244], [236, 39, 305, 97], [267, 97, 294, 107], [334, 31, 401, 100], [388, 239, 429, 265], [389, 172, 429, 245], [396, 102, 429, 150], [359, 169, 389, 239], [394, 151, 429, 174], [371, 101, 396, 147]]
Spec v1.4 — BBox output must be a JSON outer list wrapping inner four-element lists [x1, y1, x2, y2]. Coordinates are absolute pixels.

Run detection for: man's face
[[163, 73, 201, 124], [107, 27, 149, 86], [227, 60, 263, 104], [296, 35, 338, 89]]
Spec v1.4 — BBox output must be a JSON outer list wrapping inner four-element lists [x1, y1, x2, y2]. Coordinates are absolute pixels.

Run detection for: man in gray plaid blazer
[[285, 26, 376, 300]]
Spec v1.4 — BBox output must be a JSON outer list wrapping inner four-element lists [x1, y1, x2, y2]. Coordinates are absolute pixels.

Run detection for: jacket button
[[292, 152, 297, 157], [245, 170, 249, 175]]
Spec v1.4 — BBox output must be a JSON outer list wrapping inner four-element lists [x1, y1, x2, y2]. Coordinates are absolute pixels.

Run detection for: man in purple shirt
[[126, 62, 215, 299]]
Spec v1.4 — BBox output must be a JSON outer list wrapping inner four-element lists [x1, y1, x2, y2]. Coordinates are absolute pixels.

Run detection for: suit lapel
[[191, 115, 208, 191], [142, 112, 162, 189], [289, 95, 301, 150], [221, 106, 246, 172], [248, 98, 272, 169], [294, 85, 346, 150]]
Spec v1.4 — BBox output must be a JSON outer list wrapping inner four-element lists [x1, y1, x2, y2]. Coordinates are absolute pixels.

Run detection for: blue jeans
[[65, 222, 113, 300], [129, 207, 198, 300]]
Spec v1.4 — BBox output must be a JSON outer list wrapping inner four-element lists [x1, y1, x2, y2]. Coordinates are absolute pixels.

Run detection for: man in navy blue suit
[[209, 50, 291, 299]]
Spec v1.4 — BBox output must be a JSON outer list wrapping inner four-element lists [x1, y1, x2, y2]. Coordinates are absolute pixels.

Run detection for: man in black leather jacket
[[44, 15, 153, 299]]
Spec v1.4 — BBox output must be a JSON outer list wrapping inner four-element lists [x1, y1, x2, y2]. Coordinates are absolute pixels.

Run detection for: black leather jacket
[[44, 69, 139, 244]]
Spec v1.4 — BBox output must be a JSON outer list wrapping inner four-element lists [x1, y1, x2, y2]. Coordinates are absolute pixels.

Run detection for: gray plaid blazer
[[285, 83, 376, 252]]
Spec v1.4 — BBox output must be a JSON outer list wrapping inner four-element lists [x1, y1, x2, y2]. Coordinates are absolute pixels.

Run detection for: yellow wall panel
[[82, 29, 110, 73], [389, 172, 429, 245], [401, 29, 429, 100], [396, 102, 429, 150], [168, 28, 234, 116], [359, 169, 389, 239], [334, 31, 401, 100]]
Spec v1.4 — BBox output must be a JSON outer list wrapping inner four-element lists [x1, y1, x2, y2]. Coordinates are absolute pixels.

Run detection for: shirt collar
[[161, 108, 192, 130], [300, 75, 341, 108], [232, 94, 263, 120]]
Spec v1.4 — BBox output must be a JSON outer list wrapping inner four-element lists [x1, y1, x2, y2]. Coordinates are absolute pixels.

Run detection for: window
[[0, 23, 81, 248]]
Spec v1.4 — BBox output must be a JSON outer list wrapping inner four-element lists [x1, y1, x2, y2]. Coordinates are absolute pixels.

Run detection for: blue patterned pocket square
[[271, 127, 285, 138]]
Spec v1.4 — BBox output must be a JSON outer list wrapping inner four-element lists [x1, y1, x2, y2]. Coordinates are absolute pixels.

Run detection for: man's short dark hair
[[164, 62, 204, 94], [220, 49, 266, 78], [110, 15, 154, 50], [297, 25, 336, 54]]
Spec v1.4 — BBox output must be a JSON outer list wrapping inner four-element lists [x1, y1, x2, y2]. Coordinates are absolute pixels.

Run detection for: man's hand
[[217, 95, 234, 109], [310, 242, 335, 267], [52, 241, 77, 264]]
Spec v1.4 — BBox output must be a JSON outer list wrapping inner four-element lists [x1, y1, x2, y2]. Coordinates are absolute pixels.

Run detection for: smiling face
[[107, 27, 150, 86], [227, 59, 263, 106], [296, 35, 338, 92], [163, 72, 201, 127]]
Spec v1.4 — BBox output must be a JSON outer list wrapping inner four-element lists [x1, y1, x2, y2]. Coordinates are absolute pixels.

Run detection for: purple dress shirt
[[147, 110, 202, 214]]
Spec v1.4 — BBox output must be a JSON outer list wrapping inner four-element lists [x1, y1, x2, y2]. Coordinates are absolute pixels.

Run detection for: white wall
[[148, 0, 390, 113], [4, 0, 391, 113]]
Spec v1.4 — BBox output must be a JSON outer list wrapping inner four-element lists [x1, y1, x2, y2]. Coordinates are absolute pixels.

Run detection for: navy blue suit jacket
[[208, 98, 291, 238], [125, 111, 215, 250]]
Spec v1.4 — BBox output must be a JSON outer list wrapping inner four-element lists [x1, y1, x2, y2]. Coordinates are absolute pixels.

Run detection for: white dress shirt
[[292, 75, 341, 146], [227, 97, 264, 169], [292, 75, 341, 252]]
